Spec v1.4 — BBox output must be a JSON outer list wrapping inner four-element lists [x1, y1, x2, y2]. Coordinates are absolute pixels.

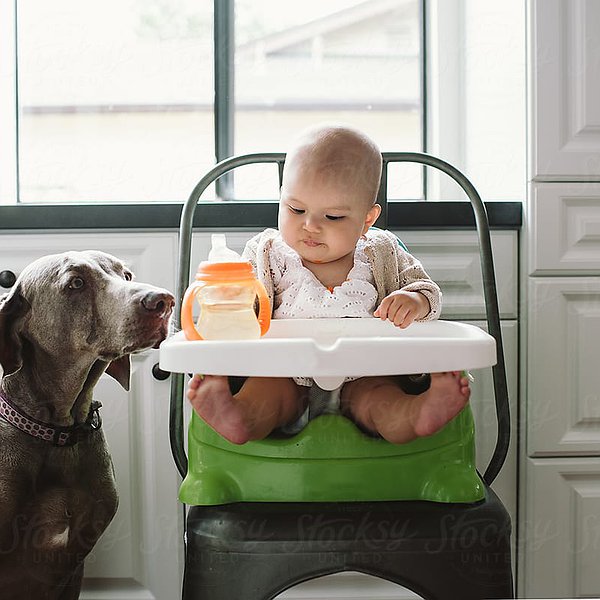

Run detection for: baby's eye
[[289, 206, 304, 215], [326, 215, 344, 221]]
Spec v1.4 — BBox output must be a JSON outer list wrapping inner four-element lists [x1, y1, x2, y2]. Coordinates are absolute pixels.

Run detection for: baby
[[187, 124, 470, 445]]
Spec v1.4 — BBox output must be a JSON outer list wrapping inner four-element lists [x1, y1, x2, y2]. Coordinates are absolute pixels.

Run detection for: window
[[13, 0, 214, 204], [1, 0, 525, 206], [230, 0, 424, 201]]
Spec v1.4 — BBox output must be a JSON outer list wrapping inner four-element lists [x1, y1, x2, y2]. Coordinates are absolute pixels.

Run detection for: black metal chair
[[168, 153, 514, 600]]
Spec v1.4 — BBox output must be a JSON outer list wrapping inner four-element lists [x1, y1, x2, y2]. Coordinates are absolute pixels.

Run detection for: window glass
[[233, 0, 423, 200], [17, 0, 214, 203]]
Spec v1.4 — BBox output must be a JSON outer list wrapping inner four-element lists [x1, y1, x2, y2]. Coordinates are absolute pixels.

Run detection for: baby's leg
[[187, 375, 307, 444], [341, 372, 470, 444]]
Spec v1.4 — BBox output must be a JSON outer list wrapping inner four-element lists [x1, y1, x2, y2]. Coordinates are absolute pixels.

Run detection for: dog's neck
[[0, 357, 108, 427]]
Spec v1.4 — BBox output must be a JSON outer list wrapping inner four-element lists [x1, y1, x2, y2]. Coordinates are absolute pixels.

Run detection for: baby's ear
[[364, 203, 382, 230]]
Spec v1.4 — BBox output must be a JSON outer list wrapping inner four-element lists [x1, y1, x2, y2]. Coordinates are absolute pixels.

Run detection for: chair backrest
[[168, 152, 511, 486]]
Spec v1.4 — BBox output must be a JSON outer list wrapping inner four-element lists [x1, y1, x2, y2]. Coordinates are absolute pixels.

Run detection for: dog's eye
[[123, 271, 133, 281], [69, 277, 85, 290]]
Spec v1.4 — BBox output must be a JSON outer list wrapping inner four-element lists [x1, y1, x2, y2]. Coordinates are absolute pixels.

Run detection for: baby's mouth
[[302, 239, 322, 247]]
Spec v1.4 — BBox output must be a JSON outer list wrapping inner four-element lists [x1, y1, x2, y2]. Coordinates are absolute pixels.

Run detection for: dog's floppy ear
[[0, 289, 31, 377], [105, 355, 131, 391]]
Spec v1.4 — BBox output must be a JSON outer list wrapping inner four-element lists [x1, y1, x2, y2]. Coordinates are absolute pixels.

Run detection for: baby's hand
[[374, 291, 430, 329]]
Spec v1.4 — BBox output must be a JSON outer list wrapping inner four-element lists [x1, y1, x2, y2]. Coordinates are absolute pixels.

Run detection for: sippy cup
[[181, 234, 271, 340]]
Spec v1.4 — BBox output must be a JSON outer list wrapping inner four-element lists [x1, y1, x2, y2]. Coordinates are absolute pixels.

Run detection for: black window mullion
[[214, 0, 234, 200]]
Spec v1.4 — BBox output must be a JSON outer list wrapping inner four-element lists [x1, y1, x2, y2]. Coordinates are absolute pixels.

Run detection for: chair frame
[[168, 152, 511, 487]]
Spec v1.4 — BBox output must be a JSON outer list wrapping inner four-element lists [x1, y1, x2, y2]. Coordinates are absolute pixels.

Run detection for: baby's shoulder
[[247, 227, 279, 246], [245, 228, 280, 255], [364, 228, 405, 252]]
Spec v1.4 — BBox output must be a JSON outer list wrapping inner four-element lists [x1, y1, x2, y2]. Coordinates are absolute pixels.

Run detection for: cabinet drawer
[[528, 278, 600, 456], [0, 232, 178, 292], [523, 457, 600, 598], [191, 230, 518, 320], [395, 231, 517, 319], [529, 183, 600, 275]]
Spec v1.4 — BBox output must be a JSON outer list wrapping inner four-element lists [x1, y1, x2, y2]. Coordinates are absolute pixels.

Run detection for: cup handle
[[254, 280, 272, 336], [181, 282, 204, 340]]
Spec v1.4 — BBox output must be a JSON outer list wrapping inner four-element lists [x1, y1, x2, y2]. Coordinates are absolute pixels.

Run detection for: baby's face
[[278, 167, 379, 266]]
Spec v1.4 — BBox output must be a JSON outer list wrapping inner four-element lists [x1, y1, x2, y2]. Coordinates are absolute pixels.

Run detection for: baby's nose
[[303, 215, 321, 232]]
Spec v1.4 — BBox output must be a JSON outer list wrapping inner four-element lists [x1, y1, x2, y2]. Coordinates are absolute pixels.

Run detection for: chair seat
[[183, 487, 513, 600]]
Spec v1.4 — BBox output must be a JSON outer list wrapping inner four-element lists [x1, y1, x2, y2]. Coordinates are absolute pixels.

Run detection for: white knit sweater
[[242, 228, 442, 321]]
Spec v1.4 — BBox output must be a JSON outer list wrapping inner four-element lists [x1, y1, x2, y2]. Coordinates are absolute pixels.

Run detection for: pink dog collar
[[0, 390, 102, 446]]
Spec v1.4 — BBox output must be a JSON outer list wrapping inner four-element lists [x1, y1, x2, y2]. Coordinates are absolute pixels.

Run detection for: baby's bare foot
[[412, 371, 471, 437], [186, 375, 251, 444]]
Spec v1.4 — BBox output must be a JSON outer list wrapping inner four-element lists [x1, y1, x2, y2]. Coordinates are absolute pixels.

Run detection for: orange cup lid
[[195, 260, 256, 282]]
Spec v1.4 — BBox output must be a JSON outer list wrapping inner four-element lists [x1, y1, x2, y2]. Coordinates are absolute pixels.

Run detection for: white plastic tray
[[160, 319, 497, 390]]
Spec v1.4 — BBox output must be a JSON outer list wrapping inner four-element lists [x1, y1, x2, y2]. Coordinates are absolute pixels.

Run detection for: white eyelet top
[[270, 237, 378, 319]]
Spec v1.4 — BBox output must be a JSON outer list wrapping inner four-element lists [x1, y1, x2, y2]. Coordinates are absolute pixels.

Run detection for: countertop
[[0, 201, 522, 231]]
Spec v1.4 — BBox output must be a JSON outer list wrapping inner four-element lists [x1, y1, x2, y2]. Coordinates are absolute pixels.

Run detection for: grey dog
[[0, 250, 174, 599]]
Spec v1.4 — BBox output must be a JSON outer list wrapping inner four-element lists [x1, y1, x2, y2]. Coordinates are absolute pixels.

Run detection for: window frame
[[1, 0, 471, 215], [214, 0, 431, 203], [426, 0, 466, 201], [0, 0, 18, 205]]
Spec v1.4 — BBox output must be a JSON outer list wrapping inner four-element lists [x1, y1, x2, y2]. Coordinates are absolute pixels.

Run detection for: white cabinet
[[523, 458, 600, 599], [526, 0, 600, 596], [530, 0, 600, 180], [528, 279, 600, 457], [0, 232, 183, 600]]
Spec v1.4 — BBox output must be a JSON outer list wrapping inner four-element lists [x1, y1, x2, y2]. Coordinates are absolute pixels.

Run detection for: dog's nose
[[141, 291, 175, 314]]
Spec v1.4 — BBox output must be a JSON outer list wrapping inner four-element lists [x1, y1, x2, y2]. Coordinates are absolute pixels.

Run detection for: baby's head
[[279, 124, 382, 266], [282, 123, 382, 210]]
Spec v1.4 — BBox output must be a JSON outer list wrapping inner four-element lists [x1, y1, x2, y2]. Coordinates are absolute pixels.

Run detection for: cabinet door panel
[[529, 183, 600, 274], [524, 458, 600, 598], [528, 278, 600, 456], [531, 0, 600, 179], [396, 231, 517, 319]]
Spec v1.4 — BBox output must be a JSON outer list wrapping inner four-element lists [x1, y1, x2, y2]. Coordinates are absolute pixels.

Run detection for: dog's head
[[0, 250, 174, 390]]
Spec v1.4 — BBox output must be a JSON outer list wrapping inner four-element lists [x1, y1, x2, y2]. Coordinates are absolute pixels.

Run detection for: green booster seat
[[180, 389, 484, 506]]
